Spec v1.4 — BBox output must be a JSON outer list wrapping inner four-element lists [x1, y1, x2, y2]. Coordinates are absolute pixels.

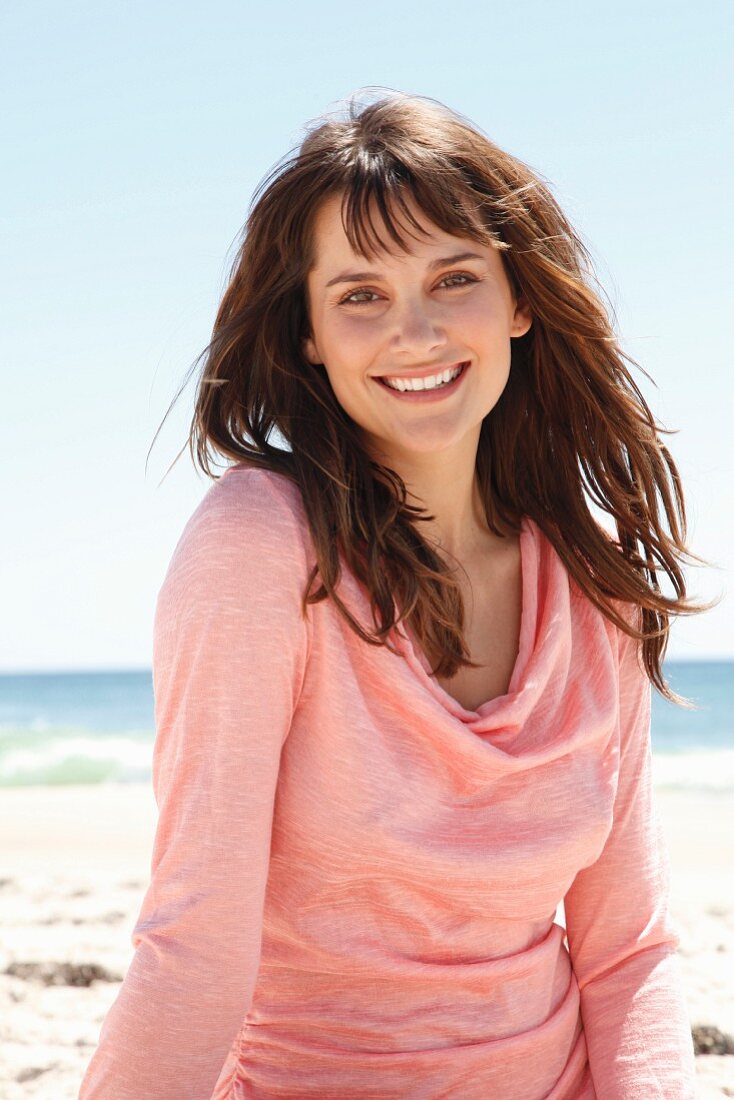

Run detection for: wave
[[0, 727, 153, 787]]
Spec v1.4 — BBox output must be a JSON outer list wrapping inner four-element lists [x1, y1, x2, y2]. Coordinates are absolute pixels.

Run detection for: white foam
[[652, 749, 734, 793], [0, 733, 153, 785]]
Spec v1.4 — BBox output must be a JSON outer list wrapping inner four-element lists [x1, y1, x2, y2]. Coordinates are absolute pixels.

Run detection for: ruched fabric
[[78, 465, 696, 1099]]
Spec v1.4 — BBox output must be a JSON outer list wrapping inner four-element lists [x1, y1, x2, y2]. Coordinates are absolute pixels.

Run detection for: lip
[[375, 361, 470, 401], [376, 361, 466, 381]]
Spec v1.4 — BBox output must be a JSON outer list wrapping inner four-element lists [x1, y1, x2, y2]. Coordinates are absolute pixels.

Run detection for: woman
[[79, 89, 713, 1099]]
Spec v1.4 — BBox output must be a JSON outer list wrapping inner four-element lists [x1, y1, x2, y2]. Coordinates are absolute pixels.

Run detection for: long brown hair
[[151, 88, 718, 707]]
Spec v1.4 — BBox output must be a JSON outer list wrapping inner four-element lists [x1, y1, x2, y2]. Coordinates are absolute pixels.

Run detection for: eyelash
[[337, 272, 479, 306]]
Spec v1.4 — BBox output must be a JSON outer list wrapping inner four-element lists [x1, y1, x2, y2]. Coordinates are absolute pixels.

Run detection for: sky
[[1, 0, 732, 671]]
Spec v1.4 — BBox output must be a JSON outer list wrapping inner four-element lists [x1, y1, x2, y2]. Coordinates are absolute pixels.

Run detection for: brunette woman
[[79, 89, 712, 1099]]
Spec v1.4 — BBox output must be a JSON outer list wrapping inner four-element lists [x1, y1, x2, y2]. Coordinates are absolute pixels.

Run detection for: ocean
[[0, 663, 732, 792]]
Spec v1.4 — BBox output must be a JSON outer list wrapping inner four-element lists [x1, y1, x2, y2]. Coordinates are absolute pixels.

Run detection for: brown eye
[[439, 273, 477, 288], [339, 289, 381, 305], [338, 272, 478, 307]]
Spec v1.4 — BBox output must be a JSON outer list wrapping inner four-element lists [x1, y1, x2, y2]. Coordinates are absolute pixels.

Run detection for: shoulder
[[546, 515, 644, 668], [157, 465, 314, 626], [590, 525, 645, 683], [173, 465, 310, 572], [185, 463, 307, 540]]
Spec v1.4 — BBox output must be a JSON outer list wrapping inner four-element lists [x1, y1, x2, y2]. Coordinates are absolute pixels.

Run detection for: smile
[[375, 362, 470, 400]]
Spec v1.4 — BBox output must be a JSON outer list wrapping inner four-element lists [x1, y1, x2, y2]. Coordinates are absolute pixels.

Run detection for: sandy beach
[[1, 783, 732, 1098]]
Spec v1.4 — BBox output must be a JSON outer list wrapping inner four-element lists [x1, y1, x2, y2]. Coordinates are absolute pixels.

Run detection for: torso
[[433, 533, 523, 711]]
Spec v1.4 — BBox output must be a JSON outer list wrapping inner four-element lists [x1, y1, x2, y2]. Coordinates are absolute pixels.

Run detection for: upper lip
[[376, 361, 468, 380]]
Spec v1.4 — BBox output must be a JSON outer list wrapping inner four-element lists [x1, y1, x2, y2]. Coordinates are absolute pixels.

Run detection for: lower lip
[[375, 362, 470, 402]]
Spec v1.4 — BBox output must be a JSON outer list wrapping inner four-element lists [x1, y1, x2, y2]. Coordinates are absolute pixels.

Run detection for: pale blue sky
[[2, 0, 731, 671]]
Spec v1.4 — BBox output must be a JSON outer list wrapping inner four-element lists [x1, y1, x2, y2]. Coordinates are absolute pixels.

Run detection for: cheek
[[457, 297, 510, 341], [324, 315, 379, 365]]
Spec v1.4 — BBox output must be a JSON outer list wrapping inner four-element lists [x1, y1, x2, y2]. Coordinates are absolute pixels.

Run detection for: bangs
[[337, 153, 497, 261]]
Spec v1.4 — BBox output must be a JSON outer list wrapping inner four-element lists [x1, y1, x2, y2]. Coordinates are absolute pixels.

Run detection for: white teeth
[[383, 364, 464, 392]]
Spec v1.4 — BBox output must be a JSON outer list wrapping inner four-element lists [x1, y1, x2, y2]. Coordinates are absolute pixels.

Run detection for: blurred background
[[1, 1, 732, 1096], [1, 0, 731, 786]]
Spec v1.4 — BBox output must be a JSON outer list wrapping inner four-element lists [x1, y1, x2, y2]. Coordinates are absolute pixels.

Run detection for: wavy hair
[[152, 88, 718, 706]]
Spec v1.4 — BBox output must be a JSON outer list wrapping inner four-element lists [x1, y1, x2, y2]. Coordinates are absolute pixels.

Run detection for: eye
[[439, 272, 478, 289], [338, 288, 382, 305], [337, 271, 479, 307]]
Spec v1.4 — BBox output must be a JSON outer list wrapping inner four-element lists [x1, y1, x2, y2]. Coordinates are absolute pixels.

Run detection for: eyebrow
[[323, 251, 486, 288]]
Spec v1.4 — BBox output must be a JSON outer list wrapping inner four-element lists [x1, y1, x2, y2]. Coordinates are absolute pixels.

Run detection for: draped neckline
[[391, 514, 539, 729]]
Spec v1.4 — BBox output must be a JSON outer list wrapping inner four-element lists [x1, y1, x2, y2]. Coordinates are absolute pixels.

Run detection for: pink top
[[78, 464, 696, 1099]]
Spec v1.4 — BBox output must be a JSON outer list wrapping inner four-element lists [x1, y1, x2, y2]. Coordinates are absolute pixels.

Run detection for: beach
[[1, 783, 732, 1098]]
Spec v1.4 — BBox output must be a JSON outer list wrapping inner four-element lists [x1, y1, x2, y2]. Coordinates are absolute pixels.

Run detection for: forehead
[[309, 190, 483, 269]]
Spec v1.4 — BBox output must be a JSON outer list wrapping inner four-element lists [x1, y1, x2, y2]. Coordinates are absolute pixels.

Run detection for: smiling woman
[[303, 193, 531, 440], [79, 88, 716, 1100]]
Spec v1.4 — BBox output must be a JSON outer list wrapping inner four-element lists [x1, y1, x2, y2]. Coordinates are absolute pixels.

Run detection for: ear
[[510, 293, 533, 338], [302, 334, 323, 365]]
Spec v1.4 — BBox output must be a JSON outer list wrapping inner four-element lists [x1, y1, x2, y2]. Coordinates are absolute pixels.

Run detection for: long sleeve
[[563, 607, 696, 1098], [78, 469, 312, 1100]]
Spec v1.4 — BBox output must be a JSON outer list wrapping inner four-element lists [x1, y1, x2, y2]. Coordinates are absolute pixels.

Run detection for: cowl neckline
[[390, 514, 572, 741]]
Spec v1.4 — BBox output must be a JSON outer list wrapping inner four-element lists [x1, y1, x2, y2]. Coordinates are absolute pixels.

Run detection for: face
[[303, 192, 532, 468]]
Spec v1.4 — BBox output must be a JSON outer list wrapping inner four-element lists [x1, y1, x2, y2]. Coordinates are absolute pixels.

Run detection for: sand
[[1, 784, 732, 1098]]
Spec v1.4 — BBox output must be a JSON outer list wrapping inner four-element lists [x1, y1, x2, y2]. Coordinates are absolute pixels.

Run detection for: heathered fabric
[[78, 464, 696, 1099]]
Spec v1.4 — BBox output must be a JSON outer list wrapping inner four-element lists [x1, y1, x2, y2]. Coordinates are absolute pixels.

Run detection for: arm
[[78, 469, 312, 1100], [563, 605, 696, 1098]]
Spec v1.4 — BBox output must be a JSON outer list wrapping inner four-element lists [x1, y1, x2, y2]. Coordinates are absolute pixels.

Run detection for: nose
[[388, 296, 448, 358]]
